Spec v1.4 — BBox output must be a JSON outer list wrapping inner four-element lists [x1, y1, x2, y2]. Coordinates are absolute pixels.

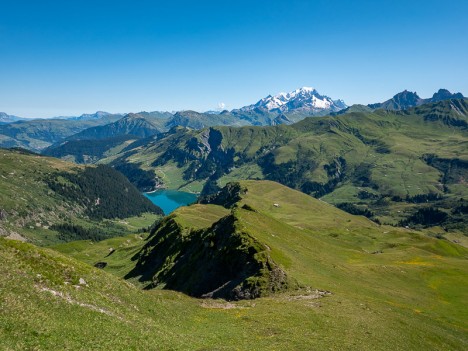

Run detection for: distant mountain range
[[1, 87, 465, 153], [0, 112, 27, 124], [368, 89, 464, 110], [0, 114, 123, 150], [60, 111, 121, 121]]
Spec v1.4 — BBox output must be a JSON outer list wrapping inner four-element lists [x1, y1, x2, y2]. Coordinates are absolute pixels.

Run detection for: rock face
[[429, 89, 464, 102], [369, 89, 465, 110], [369, 90, 423, 110], [126, 205, 295, 300], [198, 182, 247, 208]]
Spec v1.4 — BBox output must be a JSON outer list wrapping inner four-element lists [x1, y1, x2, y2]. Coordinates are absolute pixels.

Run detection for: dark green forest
[[45, 165, 162, 219]]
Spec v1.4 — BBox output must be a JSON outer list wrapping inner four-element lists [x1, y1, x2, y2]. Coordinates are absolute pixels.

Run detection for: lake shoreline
[[144, 189, 198, 215]]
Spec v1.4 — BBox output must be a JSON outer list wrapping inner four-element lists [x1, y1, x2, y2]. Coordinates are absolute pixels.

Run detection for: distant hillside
[[167, 110, 250, 129], [65, 113, 166, 141], [332, 104, 373, 115], [0, 114, 122, 151], [63, 111, 120, 121], [105, 99, 468, 232], [0, 149, 162, 245], [0, 112, 29, 123]]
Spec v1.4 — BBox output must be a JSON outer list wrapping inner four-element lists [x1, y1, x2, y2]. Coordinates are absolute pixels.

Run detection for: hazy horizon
[[2, 85, 466, 119]]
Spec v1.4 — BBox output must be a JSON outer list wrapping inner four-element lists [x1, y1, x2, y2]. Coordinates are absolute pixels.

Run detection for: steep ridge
[[127, 208, 295, 299], [125, 181, 381, 299]]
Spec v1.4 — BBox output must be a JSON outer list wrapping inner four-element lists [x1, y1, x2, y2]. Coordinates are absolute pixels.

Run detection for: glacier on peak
[[241, 87, 346, 113]]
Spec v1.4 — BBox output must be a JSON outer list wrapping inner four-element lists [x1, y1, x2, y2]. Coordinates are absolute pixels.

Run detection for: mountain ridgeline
[[108, 98, 468, 231], [4, 87, 347, 153], [368, 88, 464, 110], [3, 87, 464, 159]]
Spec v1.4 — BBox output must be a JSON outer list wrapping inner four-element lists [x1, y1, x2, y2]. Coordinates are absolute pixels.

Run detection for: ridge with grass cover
[[13, 179, 468, 349]]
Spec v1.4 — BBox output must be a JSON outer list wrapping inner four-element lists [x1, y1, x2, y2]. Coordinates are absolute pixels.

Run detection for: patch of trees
[[407, 193, 442, 203], [453, 202, 468, 215], [336, 203, 374, 219], [391, 193, 443, 203], [51, 222, 122, 242], [112, 162, 157, 192], [301, 157, 347, 198], [399, 207, 448, 227], [45, 165, 162, 219], [259, 148, 319, 190], [351, 163, 377, 189], [258, 152, 348, 198], [423, 154, 468, 185]]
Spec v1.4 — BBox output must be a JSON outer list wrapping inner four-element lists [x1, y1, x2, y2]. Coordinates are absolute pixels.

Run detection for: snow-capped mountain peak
[[242, 87, 346, 113]]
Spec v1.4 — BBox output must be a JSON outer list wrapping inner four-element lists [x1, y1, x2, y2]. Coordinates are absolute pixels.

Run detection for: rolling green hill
[[44, 180, 468, 349], [103, 99, 468, 232], [0, 148, 162, 245]]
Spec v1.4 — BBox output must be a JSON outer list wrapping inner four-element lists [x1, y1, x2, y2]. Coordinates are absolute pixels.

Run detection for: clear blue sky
[[1, 0, 467, 117]]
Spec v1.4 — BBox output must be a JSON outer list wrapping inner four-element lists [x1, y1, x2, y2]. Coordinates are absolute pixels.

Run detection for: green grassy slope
[[48, 180, 468, 349], [0, 148, 161, 245], [105, 99, 468, 231]]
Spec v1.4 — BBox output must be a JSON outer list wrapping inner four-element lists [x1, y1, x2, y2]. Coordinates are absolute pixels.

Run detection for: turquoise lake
[[144, 190, 198, 215]]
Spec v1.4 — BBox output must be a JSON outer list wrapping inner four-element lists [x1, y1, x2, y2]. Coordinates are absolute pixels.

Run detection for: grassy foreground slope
[[53, 180, 468, 350], [0, 148, 161, 245]]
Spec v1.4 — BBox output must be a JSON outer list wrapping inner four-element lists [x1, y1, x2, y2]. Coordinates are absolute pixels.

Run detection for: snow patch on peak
[[296, 86, 315, 93], [242, 87, 346, 113]]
